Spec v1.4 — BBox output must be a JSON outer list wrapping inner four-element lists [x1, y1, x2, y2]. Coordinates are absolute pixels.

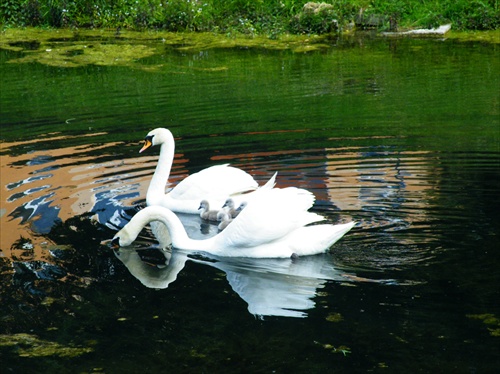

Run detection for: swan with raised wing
[[139, 128, 276, 214], [112, 187, 355, 258]]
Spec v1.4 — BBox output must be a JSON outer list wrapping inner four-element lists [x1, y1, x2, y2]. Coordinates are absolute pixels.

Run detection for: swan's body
[[217, 210, 232, 231], [140, 128, 276, 214], [149, 220, 172, 248], [112, 187, 355, 258], [199, 200, 219, 221]]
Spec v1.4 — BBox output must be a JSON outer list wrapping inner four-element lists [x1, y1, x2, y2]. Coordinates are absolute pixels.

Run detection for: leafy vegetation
[[0, 0, 498, 35]]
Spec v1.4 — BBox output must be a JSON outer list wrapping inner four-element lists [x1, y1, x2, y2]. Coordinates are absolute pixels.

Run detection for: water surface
[[1, 31, 499, 373]]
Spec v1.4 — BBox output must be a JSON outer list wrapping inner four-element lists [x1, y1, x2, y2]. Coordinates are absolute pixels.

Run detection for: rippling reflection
[[114, 246, 396, 318], [1, 134, 139, 253]]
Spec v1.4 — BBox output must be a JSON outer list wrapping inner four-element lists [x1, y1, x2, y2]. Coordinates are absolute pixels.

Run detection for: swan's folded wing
[[219, 187, 323, 248], [169, 164, 258, 201]]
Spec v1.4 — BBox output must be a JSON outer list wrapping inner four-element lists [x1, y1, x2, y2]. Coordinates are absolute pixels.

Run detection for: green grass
[[1, 0, 498, 35]]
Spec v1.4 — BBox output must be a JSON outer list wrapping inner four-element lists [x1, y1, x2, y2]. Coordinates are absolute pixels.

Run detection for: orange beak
[[139, 139, 152, 153]]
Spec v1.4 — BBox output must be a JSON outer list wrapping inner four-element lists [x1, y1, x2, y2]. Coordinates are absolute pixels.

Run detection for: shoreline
[[1, 1, 499, 35], [1, 26, 499, 48]]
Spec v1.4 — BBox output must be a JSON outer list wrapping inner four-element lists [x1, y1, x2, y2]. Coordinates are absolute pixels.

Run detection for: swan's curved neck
[[125, 207, 212, 251], [147, 140, 174, 205]]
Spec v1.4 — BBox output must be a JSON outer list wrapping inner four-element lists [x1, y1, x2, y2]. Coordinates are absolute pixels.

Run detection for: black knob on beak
[[111, 237, 120, 248]]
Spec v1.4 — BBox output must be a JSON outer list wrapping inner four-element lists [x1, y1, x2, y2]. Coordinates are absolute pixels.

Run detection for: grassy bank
[[1, 0, 499, 35]]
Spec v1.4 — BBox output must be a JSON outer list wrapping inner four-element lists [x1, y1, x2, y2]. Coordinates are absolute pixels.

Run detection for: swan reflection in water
[[114, 245, 389, 319]]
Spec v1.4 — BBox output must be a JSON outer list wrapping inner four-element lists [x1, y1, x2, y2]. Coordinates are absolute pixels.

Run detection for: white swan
[[139, 128, 276, 214], [112, 187, 356, 258]]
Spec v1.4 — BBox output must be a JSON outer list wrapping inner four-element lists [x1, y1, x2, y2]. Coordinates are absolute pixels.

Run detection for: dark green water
[[1, 31, 499, 373]]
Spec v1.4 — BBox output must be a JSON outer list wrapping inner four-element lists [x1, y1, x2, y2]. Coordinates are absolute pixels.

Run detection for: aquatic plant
[[0, 27, 338, 69], [467, 313, 500, 337], [0, 333, 93, 357]]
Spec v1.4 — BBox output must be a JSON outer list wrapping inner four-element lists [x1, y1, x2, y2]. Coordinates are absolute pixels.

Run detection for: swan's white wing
[[219, 187, 324, 248], [285, 222, 356, 256], [169, 164, 258, 201], [229, 171, 277, 207]]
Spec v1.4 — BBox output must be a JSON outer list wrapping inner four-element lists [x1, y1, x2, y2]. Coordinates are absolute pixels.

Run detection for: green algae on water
[[0, 28, 333, 69], [0, 333, 93, 357], [467, 313, 500, 337], [2, 28, 498, 69]]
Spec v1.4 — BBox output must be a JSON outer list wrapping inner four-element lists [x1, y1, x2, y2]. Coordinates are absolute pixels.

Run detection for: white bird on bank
[[139, 128, 276, 214], [112, 187, 355, 258]]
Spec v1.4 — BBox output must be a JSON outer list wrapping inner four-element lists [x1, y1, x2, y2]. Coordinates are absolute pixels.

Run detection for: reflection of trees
[[1, 136, 149, 251], [324, 148, 440, 213], [319, 148, 445, 271]]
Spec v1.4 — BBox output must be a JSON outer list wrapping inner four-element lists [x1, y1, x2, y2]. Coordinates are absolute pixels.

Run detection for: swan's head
[[237, 201, 247, 211], [111, 227, 134, 248], [139, 128, 173, 153]]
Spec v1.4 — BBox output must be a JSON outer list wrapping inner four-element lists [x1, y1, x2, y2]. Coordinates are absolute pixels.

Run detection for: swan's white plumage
[[113, 187, 355, 258], [219, 187, 323, 249], [149, 220, 171, 248], [141, 128, 276, 214]]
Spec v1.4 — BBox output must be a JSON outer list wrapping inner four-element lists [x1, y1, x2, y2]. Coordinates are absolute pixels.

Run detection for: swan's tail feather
[[326, 221, 356, 247], [229, 171, 277, 197], [261, 172, 278, 190], [290, 221, 356, 256]]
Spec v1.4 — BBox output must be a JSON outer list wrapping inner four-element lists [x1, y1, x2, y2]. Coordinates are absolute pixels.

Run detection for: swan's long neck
[[121, 206, 214, 251], [146, 139, 175, 206]]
